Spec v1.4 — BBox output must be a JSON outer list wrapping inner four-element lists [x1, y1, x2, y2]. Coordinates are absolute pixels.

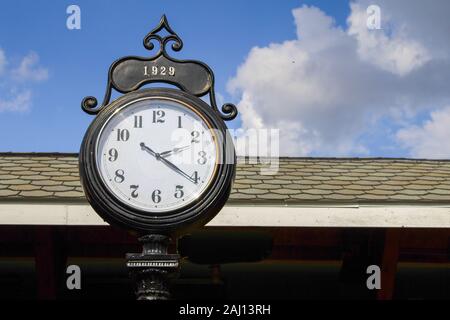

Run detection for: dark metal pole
[[126, 234, 180, 300]]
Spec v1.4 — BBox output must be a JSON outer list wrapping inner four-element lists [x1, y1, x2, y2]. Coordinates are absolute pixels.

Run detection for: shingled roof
[[1, 153, 450, 204]]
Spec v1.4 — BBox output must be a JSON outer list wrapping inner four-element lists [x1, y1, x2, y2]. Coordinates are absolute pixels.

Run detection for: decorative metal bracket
[[126, 234, 180, 300], [81, 15, 237, 121]]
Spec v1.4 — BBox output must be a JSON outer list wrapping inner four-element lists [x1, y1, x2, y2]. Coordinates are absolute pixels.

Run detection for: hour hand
[[160, 145, 191, 158], [140, 142, 196, 184]]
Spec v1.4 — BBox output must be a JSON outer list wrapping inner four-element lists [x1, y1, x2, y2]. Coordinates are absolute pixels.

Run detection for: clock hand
[[140, 142, 158, 158], [158, 156, 198, 185], [140, 142, 197, 184], [160, 145, 191, 158]]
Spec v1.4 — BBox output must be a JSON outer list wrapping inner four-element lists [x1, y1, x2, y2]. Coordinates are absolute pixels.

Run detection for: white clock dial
[[96, 97, 218, 213]]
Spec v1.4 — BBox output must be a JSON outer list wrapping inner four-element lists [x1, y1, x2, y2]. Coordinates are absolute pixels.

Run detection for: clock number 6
[[152, 189, 162, 203]]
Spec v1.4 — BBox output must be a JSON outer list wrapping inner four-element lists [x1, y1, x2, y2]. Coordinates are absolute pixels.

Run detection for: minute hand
[[140, 142, 158, 158], [158, 156, 197, 185], [140, 142, 197, 184]]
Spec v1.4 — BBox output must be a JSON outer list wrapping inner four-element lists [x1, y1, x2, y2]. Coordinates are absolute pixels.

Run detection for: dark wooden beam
[[338, 229, 385, 299], [0, 226, 447, 263], [377, 229, 401, 300], [34, 227, 67, 300]]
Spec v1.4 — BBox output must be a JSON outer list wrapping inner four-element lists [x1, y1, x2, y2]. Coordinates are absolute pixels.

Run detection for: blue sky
[[0, 0, 348, 152], [1, 1, 449, 158]]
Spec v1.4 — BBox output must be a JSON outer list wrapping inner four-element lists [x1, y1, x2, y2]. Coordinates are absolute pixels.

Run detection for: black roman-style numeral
[[152, 110, 165, 123], [134, 115, 143, 128], [191, 131, 200, 143], [174, 185, 184, 199], [190, 171, 200, 184], [152, 189, 162, 203], [116, 129, 130, 141], [130, 185, 139, 198], [108, 148, 118, 162], [114, 169, 125, 183], [198, 151, 207, 165]]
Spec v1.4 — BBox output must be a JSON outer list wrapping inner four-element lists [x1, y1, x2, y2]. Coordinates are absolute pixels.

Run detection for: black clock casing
[[79, 88, 236, 235]]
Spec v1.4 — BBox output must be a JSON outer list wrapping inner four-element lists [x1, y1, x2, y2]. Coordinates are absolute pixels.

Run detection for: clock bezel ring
[[79, 88, 236, 235]]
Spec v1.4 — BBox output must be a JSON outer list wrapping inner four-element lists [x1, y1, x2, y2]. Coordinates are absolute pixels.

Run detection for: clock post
[[79, 15, 237, 300], [126, 234, 179, 300]]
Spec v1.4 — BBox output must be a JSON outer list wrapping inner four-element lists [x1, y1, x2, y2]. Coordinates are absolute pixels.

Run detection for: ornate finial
[[81, 15, 238, 121], [143, 15, 183, 56]]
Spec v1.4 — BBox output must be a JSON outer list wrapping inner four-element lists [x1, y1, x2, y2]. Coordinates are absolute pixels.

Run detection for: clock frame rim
[[94, 96, 221, 213], [79, 88, 236, 235]]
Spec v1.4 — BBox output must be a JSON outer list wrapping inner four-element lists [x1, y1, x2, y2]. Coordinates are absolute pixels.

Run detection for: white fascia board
[[0, 202, 449, 228]]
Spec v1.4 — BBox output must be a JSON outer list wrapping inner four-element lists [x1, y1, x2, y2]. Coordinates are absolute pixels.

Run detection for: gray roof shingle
[[1, 153, 450, 204]]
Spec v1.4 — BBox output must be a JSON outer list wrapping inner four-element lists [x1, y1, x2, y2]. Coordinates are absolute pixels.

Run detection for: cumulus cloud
[[11, 52, 49, 82], [348, 2, 430, 76], [0, 49, 6, 75], [228, 0, 450, 157], [0, 90, 32, 113], [397, 107, 450, 159], [0, 49, 48, 113]]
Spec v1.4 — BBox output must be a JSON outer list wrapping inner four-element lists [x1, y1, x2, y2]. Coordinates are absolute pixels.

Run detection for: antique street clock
[[79, 16, 237, 299], [79, 16, 237, 235]]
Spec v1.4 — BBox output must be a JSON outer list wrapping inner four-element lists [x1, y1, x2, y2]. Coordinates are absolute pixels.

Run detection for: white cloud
[[0, 50, 48, 113], [0, 49, 6, 75], [347, 2, 430, 76], [228, 1, 450, 157], [397, 107, 450, 159], [0, 90, 32, 113], [11, 52, 49, 82]]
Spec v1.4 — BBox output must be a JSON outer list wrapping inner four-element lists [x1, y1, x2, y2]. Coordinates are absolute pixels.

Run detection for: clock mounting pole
[[79, 15, 238, 300], [126, 234, 180, 300]]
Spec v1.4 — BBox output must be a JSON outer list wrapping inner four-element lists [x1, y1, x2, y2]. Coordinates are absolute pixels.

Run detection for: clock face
[[95, 97, 219, 213]]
